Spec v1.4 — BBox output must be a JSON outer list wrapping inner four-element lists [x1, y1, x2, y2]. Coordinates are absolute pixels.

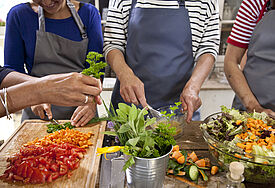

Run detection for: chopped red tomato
[[0, 143, 86, 184]]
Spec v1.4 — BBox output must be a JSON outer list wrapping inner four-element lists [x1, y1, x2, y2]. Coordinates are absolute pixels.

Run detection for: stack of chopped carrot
[[234, 118, 275, 158], [24, 128, 94, 148]]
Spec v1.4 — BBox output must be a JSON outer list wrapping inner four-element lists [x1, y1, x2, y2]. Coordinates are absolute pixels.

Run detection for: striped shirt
[[227, 0, 269, 49], [103, 0, 220, 61]]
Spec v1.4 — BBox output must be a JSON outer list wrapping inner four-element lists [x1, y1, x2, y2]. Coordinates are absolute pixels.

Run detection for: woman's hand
[[70, 101, 97, 127], [31, 104, 52, 119], [37, 72, 102, 106], [180, 86, 202, 123]]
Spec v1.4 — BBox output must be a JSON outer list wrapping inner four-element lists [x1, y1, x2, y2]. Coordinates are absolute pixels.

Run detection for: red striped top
[[227, 0, 270, 49]]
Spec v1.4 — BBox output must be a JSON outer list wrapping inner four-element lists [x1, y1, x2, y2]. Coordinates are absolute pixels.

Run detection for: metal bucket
[[124, 145, 173, 188]]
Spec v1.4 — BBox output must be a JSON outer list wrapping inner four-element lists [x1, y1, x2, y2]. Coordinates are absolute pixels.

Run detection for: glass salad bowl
[[153, 105, 186, 139], [201, 112, 275, 184]]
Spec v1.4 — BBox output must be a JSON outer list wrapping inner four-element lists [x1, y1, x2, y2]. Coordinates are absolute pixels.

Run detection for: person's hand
[[119, 72, 147, 108], [37, 73, 102, 106], [262, 109, 275, 119], [31, 104, 52, 119], [70, 102, 96, 127], [180, 86, 202, 123], [247, 104, 275, 119]]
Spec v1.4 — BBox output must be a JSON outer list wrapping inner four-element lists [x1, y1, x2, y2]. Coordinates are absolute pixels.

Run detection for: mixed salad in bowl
[[200, 106, 275, 183]]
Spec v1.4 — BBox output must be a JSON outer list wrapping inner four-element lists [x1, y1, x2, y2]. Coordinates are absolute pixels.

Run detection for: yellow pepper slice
[[96, 146, 124, 160]]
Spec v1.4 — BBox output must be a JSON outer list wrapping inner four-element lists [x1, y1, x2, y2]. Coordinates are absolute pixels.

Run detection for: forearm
[[224, 44, 259, 111], [0, 80, 42, 117], [106, 49, 135, 80], [1, 71, 34, 88], [185, 53, 215, 93]]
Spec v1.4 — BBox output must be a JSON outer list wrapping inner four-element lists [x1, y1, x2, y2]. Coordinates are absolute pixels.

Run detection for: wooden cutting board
[[0, 120, 106, 188]]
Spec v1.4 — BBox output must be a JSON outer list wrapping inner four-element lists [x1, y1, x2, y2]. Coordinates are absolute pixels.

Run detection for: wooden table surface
[[163, 121, 275, 188]]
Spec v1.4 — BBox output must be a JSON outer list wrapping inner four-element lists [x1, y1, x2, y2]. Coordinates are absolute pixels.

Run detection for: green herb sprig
[[81, 51, 107, 79], [46, 122, 75, 133], [160, 102, 182, 121]]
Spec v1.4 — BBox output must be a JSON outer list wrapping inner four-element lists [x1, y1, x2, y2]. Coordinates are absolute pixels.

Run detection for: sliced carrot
[[236, 120, 242, 125], [246, 143, 253, 150], [195, 159, 206, 167], [177, 156, 186, 164], [234, 154, 242, 159], [250, 134, 256, 140], [189, 151, 199, 162], [236, 143, 245, 149], [177, 171, 186, 176], [211, 166, 219, 175], [167, 169, 174, 174], [172, 145, 180, 152], [172, 151, 183, 160]]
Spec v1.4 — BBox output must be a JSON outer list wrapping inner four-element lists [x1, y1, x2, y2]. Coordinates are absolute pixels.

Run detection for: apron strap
[[66, 0, 87, 39], [178, 0, 185, 6], [37, 1, 87, 39], [38, 6, 46, 32], [130, 0, 137, 12]]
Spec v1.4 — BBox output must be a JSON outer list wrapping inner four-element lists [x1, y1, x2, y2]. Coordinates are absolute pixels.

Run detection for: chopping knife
[[51, 118, 65, 129]]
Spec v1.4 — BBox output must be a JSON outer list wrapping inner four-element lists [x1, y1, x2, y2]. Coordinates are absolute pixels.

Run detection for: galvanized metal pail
[[124, 145, 173, 188]]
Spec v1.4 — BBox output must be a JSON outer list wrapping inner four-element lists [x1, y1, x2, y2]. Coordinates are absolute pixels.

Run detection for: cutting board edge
[[85, 120, 106, 188]]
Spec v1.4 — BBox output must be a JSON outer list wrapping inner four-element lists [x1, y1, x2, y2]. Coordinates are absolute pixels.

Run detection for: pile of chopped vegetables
[[0, 128, 94, 184], [0, 143, 85, 184], [24, 128, 93, 148], [167, 145, 219, 182]]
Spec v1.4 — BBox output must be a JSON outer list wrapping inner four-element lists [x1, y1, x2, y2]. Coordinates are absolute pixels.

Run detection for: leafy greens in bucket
[[103, 103, 177, 170]]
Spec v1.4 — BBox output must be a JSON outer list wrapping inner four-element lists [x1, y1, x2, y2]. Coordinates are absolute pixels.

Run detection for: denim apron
[[232, 8, 275, 111], [21, 0, 88, 121], [111, 0, 194, 110]]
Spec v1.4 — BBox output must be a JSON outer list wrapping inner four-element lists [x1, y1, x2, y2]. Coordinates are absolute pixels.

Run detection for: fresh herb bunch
[[103, 103, 177, 171], [153, 122, 176, 156], [81, 51, 107, 79], [160, 102, 182, 121], [46, 122, 75, 133]]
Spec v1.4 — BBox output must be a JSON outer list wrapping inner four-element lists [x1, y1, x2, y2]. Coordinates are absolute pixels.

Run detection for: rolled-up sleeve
[[103, 0, 129, 59], [194, 0, 220, 61]]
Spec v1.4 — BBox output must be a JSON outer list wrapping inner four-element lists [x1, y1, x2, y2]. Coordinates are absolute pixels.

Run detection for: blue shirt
[[4, 3, 103, 74]]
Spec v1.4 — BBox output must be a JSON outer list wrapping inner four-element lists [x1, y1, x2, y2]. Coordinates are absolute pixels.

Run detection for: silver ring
[[84, 95, 89, 104]]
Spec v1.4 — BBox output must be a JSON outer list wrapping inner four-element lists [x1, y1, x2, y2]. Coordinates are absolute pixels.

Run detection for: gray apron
[[111, 0, 194, 110], [232, 8, 275, 111], [21, 0, 88, 121]]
